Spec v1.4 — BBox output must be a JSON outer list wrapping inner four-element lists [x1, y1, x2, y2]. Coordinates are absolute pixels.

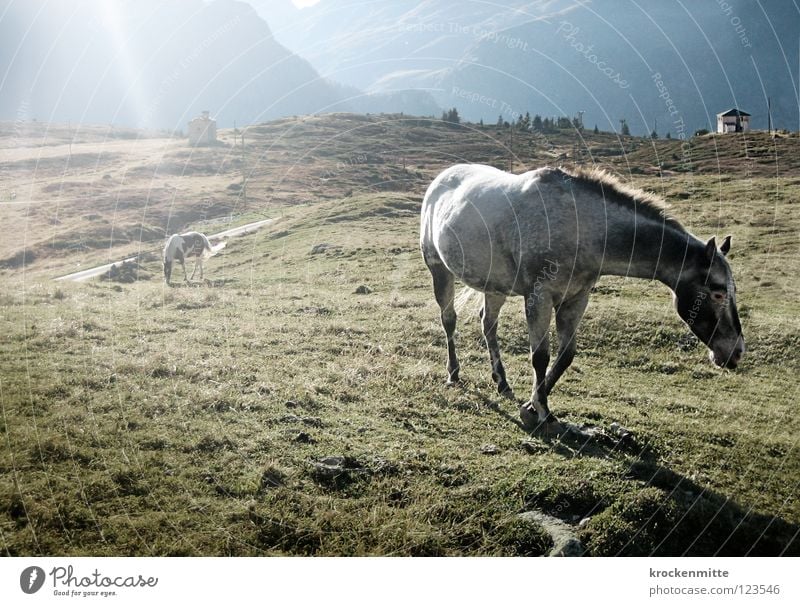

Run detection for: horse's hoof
[[445, 379, 461, 388], [520, 404, 564, 434], [519, 403, 539, 429]]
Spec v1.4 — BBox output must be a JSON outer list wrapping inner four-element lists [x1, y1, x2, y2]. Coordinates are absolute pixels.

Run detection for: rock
[[480, 444, 500, 455], [310, 243, 342, 255], [311, 456, 366, 488], [520, 439, 547, 455], [354, 284, 372, 294], [260, 467, 285, 489], [551, 537, 586, 557], [312, 457, 347, 482], [519, 510, 586, 557], [280, 414, 323, 427], [295, 432, 315, 444], [578, 517, 591, 528], [310, 243, 332, 254]]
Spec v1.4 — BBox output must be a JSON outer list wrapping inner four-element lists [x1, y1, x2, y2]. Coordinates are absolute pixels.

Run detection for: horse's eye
[[711, 291, 726, 302]]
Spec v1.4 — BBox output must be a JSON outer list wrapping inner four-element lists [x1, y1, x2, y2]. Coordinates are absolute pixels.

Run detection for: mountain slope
[[0, 0, 438, 129]]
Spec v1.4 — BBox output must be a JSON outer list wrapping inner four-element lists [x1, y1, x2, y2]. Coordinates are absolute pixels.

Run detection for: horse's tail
[[454, 286, 482, 317], [199, 233, 226, 258]]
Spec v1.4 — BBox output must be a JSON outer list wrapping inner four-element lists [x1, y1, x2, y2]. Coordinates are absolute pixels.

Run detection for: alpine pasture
[[1, 115, 798, 555]]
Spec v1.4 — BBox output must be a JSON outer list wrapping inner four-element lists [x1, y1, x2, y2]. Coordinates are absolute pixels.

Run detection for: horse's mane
[[552, 167, 686, 232]]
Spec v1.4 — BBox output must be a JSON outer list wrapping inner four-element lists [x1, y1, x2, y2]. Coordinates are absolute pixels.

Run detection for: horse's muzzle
[[709, 337, 745, 369]]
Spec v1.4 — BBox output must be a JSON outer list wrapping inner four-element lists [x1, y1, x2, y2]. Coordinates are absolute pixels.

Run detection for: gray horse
[[420, 164, 744, 429]]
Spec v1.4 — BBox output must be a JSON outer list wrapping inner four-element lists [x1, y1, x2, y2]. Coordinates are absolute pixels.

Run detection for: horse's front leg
[[545, 290, 590, 395], [190, 257, 201, 281], [521, 294, 555, 428]]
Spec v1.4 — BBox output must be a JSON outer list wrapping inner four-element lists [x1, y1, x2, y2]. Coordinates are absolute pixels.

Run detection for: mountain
[[3, 1, 798, 133], [0, 0, 439, 129], [258, 0, 575, 91], [262, 0, 800, 134]]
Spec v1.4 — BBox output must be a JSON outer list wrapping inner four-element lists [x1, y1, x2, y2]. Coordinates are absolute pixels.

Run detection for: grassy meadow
[[1, 115, 799, 555]]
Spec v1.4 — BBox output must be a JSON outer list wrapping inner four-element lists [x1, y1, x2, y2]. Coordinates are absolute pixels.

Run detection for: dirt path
[[53, 218, 274, 282]]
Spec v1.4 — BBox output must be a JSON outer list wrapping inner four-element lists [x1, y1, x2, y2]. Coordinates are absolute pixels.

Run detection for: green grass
[[1, 114, 799, 555]]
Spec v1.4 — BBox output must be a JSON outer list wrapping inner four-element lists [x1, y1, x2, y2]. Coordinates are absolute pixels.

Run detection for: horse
[[163, 231, 225, 285], [420, 164, 744, 430]]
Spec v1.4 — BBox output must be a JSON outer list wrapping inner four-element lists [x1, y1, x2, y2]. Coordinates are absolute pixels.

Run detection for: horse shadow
[[166, 277, 236, 288], [483, 397, 800, 556]]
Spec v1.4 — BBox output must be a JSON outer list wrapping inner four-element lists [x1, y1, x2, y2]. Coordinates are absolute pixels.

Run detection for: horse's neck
[[600, 216, 697, 289]]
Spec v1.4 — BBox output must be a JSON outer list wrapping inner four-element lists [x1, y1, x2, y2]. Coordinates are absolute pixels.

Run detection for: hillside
[[2, 114, 799, 276], [1, 114, 799, 555]]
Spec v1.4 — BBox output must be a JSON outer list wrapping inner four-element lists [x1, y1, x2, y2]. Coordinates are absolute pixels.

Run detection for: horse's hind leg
[[482, 293, 513, 397], [429, 263, 460, 385], [546, 291, 590, 395]]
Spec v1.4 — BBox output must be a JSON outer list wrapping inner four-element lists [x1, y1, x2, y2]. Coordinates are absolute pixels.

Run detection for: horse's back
[[420, 164, 562, 294]]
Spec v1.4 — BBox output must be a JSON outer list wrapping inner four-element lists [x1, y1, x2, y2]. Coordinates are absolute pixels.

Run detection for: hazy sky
[[292, 0, 321, 7]]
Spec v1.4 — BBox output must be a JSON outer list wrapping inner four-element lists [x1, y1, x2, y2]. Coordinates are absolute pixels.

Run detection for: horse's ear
[[704, 236, 717, 261], [720, 234, 732, 256]]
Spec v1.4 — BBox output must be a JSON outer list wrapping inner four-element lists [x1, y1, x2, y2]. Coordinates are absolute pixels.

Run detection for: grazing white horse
[[420, 164, 744, 430], [163, 231, 225, 285]]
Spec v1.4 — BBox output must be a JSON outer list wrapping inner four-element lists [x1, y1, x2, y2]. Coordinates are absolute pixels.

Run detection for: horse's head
[[673, 235, 745, 369]]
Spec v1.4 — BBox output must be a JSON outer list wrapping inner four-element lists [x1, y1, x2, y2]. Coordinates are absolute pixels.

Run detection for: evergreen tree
[[593, 124, 599, 134], [620, 119, 630, 136], [497, 115, 504, 127], [532, 115, 543, 131]]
